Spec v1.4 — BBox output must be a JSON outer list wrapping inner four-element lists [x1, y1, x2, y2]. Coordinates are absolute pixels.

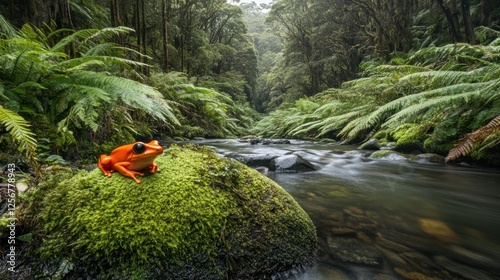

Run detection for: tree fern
[[0, 105, 37, 159], [446, 115, 500, 161]]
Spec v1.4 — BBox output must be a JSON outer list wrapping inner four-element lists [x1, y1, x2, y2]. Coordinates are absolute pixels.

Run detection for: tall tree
[[162, 0, 169, 72]]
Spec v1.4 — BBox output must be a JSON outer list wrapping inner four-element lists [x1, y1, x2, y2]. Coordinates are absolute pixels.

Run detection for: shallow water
[[194, 139, 500, 280]]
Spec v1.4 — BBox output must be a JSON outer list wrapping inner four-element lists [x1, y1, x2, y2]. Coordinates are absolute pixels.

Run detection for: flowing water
[[194, 139, 500, 280]]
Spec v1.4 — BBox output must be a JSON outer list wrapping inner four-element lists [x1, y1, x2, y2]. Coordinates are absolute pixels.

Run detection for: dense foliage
[[1, 0, 500, 165], [0, 1, 257, 164], [253, 41, 500, 164]]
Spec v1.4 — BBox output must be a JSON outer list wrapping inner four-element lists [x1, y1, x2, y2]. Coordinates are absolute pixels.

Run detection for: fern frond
[[0, 13, 17, 38], [383, 89, 482, 128], [399, 68, 485, 87], [0, 105, 37, 159], [446, 115, 500, 161], [50, 29, 98, 52], [53, 56, 149, 72]]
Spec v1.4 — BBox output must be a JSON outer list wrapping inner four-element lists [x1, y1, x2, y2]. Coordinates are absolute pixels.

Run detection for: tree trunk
[[162, 0, 169, 72], [435, 0, 462, 42], [461, 0, 475, 44], [141, 0, 148, 75], [58, 0, 74, 29]]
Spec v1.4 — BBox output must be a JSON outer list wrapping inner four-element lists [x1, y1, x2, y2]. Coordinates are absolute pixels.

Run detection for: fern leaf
[[0, 13, 17, 38], [0, 105, 37, 159], [446, 115, 500, 161]]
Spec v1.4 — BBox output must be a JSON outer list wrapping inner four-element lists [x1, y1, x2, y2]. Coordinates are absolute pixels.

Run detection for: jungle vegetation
[[1, 0, 500, 166]]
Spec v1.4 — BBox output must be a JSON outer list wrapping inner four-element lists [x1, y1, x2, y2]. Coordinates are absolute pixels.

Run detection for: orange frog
[[98, 140, 164, 184]]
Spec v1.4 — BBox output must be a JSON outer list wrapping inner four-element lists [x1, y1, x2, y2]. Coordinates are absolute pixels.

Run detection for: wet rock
[[378, 230, 441, 252], [250, 138, 261, 145], [269, 155, 318, 173], [344, 206, 364, 217], [434, 255, 496, 280], [398, 251, 445, 278], [272, 139, 291, 144], [418, 218, 460, 243], [329, 227, 357, 237], [192, 137, 205, 141], [326, 236, 383, 266], [359, 138, 381, 150], [370, 150, 408, 160], [227, 153, 278, 168], [254, 166, 269, 174], [376, 245, 410, 269], [373, 274, 398, 280], [411, 154, 446, 165], [381, 142, 397, 150], [393, 267, 440, 280], [375, 234, 412, 253], [449, 245, 500, 270], [344, 150, 370, 157], [327, 188, 350, 197]]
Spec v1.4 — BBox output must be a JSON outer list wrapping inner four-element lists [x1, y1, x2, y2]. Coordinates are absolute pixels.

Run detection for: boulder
[[358, 138, 381, 150], [269, 155, 318, 173], [227, 153, 278, 168], [23, 145, 317, 279], [370, 150, 408, 161]]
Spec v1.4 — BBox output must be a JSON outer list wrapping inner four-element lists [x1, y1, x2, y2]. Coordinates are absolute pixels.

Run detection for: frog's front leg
[[114, 162, 144, 184], [149, 162, 160, 173]]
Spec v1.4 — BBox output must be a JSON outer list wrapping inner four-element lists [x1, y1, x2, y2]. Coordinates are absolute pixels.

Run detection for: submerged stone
[[24, 145, 317, 279], [411, 153, 446, 165], [326, 236, 383, 266]]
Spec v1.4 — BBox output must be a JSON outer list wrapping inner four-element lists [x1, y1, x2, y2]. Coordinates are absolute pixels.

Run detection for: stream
[[192, 139, 500, 280]]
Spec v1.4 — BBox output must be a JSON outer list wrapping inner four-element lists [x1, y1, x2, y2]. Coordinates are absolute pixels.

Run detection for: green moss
[[390, 124, 426, 153], [369, 150, 407, 159], [26, 145, 317, 279], [373, 129, 389, 140]]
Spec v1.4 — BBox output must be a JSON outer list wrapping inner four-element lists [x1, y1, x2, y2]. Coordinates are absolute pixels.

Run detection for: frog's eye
[[133, 142, 146, 154]]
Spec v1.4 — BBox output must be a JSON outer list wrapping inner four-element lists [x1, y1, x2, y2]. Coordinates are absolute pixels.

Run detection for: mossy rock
[[369, 150, 408, 160], [25, 145, 317, 279], [390, 124, 426, 153]]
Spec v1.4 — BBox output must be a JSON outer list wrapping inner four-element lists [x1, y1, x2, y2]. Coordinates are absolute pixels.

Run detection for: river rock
[[370, 150, 408, 160], [449, 245, 499, 270], [272, 139, 291, 144], [269, 155, 318, 172], [394, 267, 440, 280], [227, 153, 278, 168], [326, 236, 383, 266], [418, 218, 460, 243], [381, 142, 397, 150], [434, 255, 496, 280], [23, 145, 317, 279], [411, 153, 446, 165], [359, 138, 381, 150]]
